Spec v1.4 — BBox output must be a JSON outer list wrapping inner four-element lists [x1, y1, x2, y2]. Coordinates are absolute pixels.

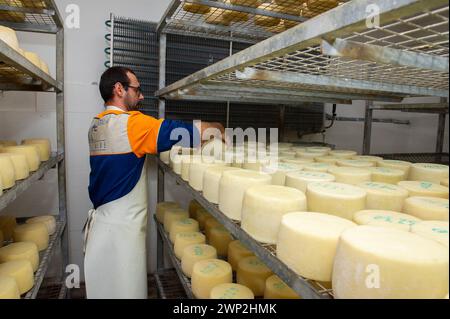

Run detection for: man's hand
[[195, 121, 226, 145]]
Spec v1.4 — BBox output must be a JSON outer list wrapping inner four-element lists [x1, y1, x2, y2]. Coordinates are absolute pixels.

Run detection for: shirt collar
[[106, 105, 126, 112]]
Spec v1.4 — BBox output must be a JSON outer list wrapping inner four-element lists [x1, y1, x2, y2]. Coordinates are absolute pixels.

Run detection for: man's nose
[[139, 93, 144, 101]]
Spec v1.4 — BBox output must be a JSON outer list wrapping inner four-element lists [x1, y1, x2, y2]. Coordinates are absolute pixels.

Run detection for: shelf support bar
[[363, 100, 374, 155]]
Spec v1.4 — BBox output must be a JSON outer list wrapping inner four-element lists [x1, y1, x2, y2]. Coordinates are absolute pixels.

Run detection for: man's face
[[123, 72, 144, 111]]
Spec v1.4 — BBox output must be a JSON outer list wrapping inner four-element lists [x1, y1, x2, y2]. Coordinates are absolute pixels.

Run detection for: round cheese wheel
[[336, 159, 375, 168], [411, 221, 449, 247], [191, 259, 232, 299], [315, 156, 341, 164], [353, 210, 421, 232], [277, 212, 356, 282], [204, 217, 221, 240], [398, 181, 449, 199], [183, 3, 211, 14], [261, 162, 303, 186], [441, 179, 449, 187], [169, 218, 199, 243], [188, 200, 202, 219], [332, 225, 449, 299], [0, 26, 20, 51], [227, 240, 254, 271], [0, 260, 34, 295], [329, 167, 372, 185], [0, 216, 17, 241], [201, 138, 227, 161], [2, 146, 40, 172], [237, 256, 273, 297], [189, 157, 225, 191], [254, 4, 281, 27], [222, 4, 249, 22], [279, 150, 296, 158], [180, 155, 196, 181], [242, 158, 271, 172], [281, 158, 314, 165], [181, 244, 217, 278], [0, 242, 39, 272], [22, 139, 51, 162], [195, 208, 211, 230], [171, 154, 183, 174], [231, 0, 260, 7], [358, 182, 409, 211], [303, 162, 335, 173], [352, 155, 384, 165], [26, 215, 56, 235], [168, 146, 181, 168], [366, 167, 404, 184], [203, 166, 241, 204], [0, 275, 20, 299], [306, 146, 331, 154], [0, 230, 3, 248], [204, 9, 232, 26], [163, 208, 189, 233], [0, 153, 29, 180], [0, 155, 16, 189], [219, 170, 272, 221], [403, 197, 449, 221], [377, 160, 412, 179], [159, 150, 170, 164], [0, 141, 17, 147], [208, 226, 233, 258], [296, 150, 328, 159], [156, 202, 180, 224], [409, 163, 449, 184], [174, 232, 206, 259], [264, 275, 301, 299], [285, 171, 335, 192], [241, 185, 307, 244], [328, 150, 357, 159], [13, 223, 49, 251], [306, 182, 366, 220], [210, 283, 255, 299]]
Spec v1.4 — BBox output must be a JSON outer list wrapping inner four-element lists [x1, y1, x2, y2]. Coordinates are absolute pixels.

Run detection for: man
[[84, 66, 224, 299]]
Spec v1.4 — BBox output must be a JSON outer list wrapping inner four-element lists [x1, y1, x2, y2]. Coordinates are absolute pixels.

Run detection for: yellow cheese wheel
[[336, 159, 375, 168], [328, 150, 357, 159], [168, 146, 181, 168], [227, 240, 254, 271], [0, 216, 17, 241], [210, 283, 255, 299], [2, 146, 40, 172], [303, 162, 335, 173], [188, 200, 202, 219], [237, 256, 273, 297], [223, 0, 249, 22], [403, 197, 449, 221], [352, 155, 384, 165], [174, 232, 206, 259], [26, 215, 56, 235], [22, 139, 51, 162], [0, 242, 39, 272], [180, 155, 196, 182], [279, 150, 296, 158], [0, 275, 20, 299], [203, 166, 241, 204], [0, 260, 34, 295], [281, 157, 314, 165], [315, 156, 341, 164], [377, 160, 412, 179], [169, 218, 199, 243], [0, 230, 3, 248], [254, 3, 281, 27], [296, 150, 328, 159], [0, 155, 16, 189], [366, 167, 404, 184], [24, 51, 41, 67], [163, 208, 189, 233], [208, 226, 233, 258], [358, 182, 409, 211], [398, 181, 449, 199], [204, 217, 221, 240], [13, 223, 49, 251], [264, 275, 301, 299], [159, 150, 170, 164], [242, 159, 271, 172], [191, 259, 233, 299], [306, 146, 331, 154], [262, 162, 303, 185], [156, 202, 180, 224], [332, 225, 449, 299], [0, 153, 29, 180], [39, 60, 50, 75], [241, 185, 307, 244], [181, 244, 217, 278], [353, 210, 421, 232], [411, 221, 449, 247], [441, 179, 449, 187], [183, 3, 211, 14], [285, 170, 335, 192], [409, 163, 449, 184], [329, 167, 372, 185], [277, 212, 356, 282], [0, 140, 17, 147], [0, 26, 20, 51], [231, 0, 261, 7]]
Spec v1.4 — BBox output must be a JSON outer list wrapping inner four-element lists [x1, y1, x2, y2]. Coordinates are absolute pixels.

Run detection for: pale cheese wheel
[[171, 154, 183, 174], [366, 167, 404, 184], [24, 51, 41, 68], [163, 208, 189, 233], [237, 256, 273, 297], [26, 215, 56, 235], [290, 146, 306, 152], [352, 155, 384, 164], [0, 216, 17, 241], [281, 158, 314, 165], [262, 162, 303, 185], [279, 150, 296, 158], [306, 182, 366, 220], [315, 156, 341, 164], [403, 197, 449, 221], [0, 140, 17, 147], [22, 139, 51, 162], [219, 170, 272, 221], [183, 3, 211, 14], [377, 160, 412, 179], [0, 26, 20, 51], [189, 158, 225, 191], [242, 158, 271, 172], [208, 226, 233, 258], [0, 155, 16, 189], [264, 275, 301, 299], [328, 150, 357, 159], [188, 200, 202, 219], [222, 0, 250, 22], [0, 242, 39, 272], [159, 150, 170, 164], [358, 182, 409, 212], [441, 179, 449, 187], [201, 138, 227, 161], [329, 167, 372, 185], [411, 221, 449, 247], [241, 185, 307, 244], [0, 153, 29, 180], [409, 163, 449, 184], [277, 212, 356, 281], [203, 166, 241, 204], [336, 159, 375, 168], [195, 208, 211, 230], [227, 240, 254, 271], [174, 232, 206, 259], [0, 275, 20, 299], [303, 162, 335, 173], [332, 225, 449, 299], [181, 244, 217, 278], [306, 146, 331, 154], [180, 154, 199, 181], [353, 210, 421, 232], [191, 259, 232, 299], [0, 260, 34, 295], [168, 146, 181, 168], [210, 283, 255, 299], [156, 202, 180, 224], [13, 223, 49, 251], [1, 146, 40, 172], [398, 181, 449, 199], [204, 217, 221, 240], [296, 150, 328, 159], [230, 0, 260, 7], [169, 218, 199, 243], [285, 171, 335, 192]]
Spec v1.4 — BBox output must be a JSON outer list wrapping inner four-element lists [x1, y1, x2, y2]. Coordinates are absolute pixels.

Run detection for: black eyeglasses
[[117, 82, 142, 95]]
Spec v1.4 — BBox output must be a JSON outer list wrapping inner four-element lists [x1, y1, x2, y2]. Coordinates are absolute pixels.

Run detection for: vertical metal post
[[158, 34, 167, 118], [156, 165, 165, 271], [278, 105, 286, 142], [226, 33, 233, 128], [363, 100, 374, 155], [110, 13, 115, 67], [436, 97, 447, 154]]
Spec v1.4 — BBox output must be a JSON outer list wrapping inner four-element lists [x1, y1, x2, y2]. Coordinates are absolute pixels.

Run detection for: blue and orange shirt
[[88, 108, 198, 209]]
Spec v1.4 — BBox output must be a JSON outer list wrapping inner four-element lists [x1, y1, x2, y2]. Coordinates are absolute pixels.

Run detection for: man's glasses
[[117, 82, 142, 95]]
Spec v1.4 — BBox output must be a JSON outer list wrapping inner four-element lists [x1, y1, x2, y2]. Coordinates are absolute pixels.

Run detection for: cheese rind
[[227, 240, 255, 271], [208, 226, 233, 258], [303, 162, 335, 173], [156, 202, 180, 224], [358, 182, 409, 212], [203, 166, 241, 204], [181, 244, 217, 278], [329, 167, 372, 185], [0, 153, 29, 180], [0, 155, 16, 189], [0, 275, 20, 299], [1, 146, 40, 172], [210, 283, 255, 299], [352, 155, 384, 164], [285, 171, 335, 192], [366, 167, 404, 184], [189, 157, 225, 191], [442, 179, 449, 187], [0, 260, 34, 295], [22, 139, 51, 162], [174, 232, 206, 259], [353, 210, 421, 231], [163, 208, 189, 233], [237, 256, 273, 297], [377, 160, 412, 179], [262, 162, 303, 186], [191, 259, 232, 299], [188, 200, 202, 219], [0, 242, 39, 272], [26, 215, 56, 235], [13, 223, 49, 251], [336, 159, 375, 168], [403, 196, 449, 221], [264, 275, 301, 299], [315, 156, 341, 164], [328, 150, 357, 159], [204, 217, 221, 240], [0, 216, 17, 241], [398, 181, 449, 199], [169, 218, 200, 243], [409, 163, 449, 184], [410, 221, 449, 247]]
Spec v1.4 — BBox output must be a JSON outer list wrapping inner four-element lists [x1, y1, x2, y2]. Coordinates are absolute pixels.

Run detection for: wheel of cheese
[[0, 26, 20, 51], [183, 3, 211, 14], [296, 150, 328, 159], [336, 159, 375, 168], [352, 155, 384, 165], [180, 155, 196, 181], [237, 256, 273, 297], [163, 208, 189, 233], [254, 3, 281, 27], [303, 162, 335, 173], [201, 138, 227, 161], [328, 150, 357, 159], [189, 157, 225, 191], [171, 154, 183, 174], [315, 156, 341, 164], [409, 163, 449, 184], [306, 182, 366, 220], [174, 232, 206, 259], [0, 155, 16, 189], [442, 179, 449, 187], [0, 242, 39, 272], [0, 230, 3, 248], [208, 226, 233, 258], [181, 244, 217, 278], [261, 162, 303, 186], [366, 167, 404, 184], [0, 216, 16, 241], [0, 260, 34, 295], [231, 0, 260, 7], [205, 9, 232, 26], [22, 139, 51, 162], [188, 200, 202, 219], [24, 51, 41, 67], [0, 140, 17, 147], [203, 166, 241, 204], [281, 158, 314, 165], [13, 223, 49, 251], [403, 197, 449, 221], [223, 0, 250, 22], [329, 167, 372, 185], [241, 185, 307, 244], [219, 170, 272, 221], [377, 160, 412, 179], [159, 150, 170, 164], [411, 221, 449, 247], [195, 208, 211, 230], [332, 225, 449, 299], [353, 210, 421, 232], [0, 153, 29, 180], [26, 215, 56, 235], [285, 171, 335, 192], [204, 217, 221, 240], [277, 212, 356, 281], [191, 259, 233, 299], [398, 181, 449, 199], [0, 275, 20, 299], [210, 283, 255, 299], [290, 146, 306, 152], [2, 146, 40, 172], [168, 146, 181, 168], [279, 150, 296, 158], [264, 275, 301, 299], [242, 158, 271, 172], [306, 146, 332, 154], [169, 218, 199, 243], [227, 240, 254, 271], [156, 202, 180, 224], [358, 182, 409, 212]]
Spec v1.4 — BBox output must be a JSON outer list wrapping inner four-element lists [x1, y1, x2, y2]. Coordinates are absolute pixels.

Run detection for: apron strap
[[83, 209, 97, 254]]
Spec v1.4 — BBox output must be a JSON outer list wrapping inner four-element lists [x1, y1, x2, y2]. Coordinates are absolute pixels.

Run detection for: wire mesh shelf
[[374, 152, 449, 165], [154, 269, 189, 299]]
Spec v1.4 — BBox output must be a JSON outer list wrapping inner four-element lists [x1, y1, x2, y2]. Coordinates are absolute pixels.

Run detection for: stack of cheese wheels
[[377, 159, 412, 179], [204, 217, 221, 240], [277, 212, 356, 282], [201, 138, 227, 161], [315, 156, 341, 165], [398, 181, 449, 199], [254, 3, 281, 27], [191, 259, 232, 299], [0, 260, 34, 295], [264, 275, 300, 299], [306, 182, 366, 220], [174, 232, 206, 259], [210, 283, 255, 299], [156, 202, 180, 223], [227, 240, 254, 271], [328, 150, 357, 159], [281, 157, 314, 166], [189, 156, 225, 191], [159, 150, 170, 164], [303, 162, 336, 173], [0, 153, 29, 180], [0, 216, 16, 241], [367, 167, 404, 184], [332, 225, 449, 299], [219, 170, 271, 221], [285, 171, 335, 192], [409, 163, 449, 184], [188, 200, 202, 219], [169, 218, 199, 243], [182, 2, 211, 14], [163, 208, 189, 233], [26, 215, 56, 235], [208, 226, 233, 258], [203, 166, 241, 204], [358, 182, 409, 212], [1, 146, 40, 172], [442, 179, 449, 187], [403, 197, 449, 221], [13, 223, 49, 251], [336, 159, 375, 168], [181, 244, 217, 278], [352, 155, 383, 165], [411, 221, 449, 247], [22, 139, 51, 162], [180, 155, 196, 181], [261, 162, 303, 186], [237, 256, 273, 297], [0, 275, 20, 299], [0, 242, 39, 272], [0, 154, 16, 189], [241, 185, 307, 244], [329, 167, 371, 185], [0, 141, 17, 147], [353, 210, 421, 232], [195, 208, 211, 230]]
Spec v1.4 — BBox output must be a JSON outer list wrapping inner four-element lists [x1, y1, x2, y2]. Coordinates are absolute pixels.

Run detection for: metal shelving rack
[[0, 0, 67, 299]]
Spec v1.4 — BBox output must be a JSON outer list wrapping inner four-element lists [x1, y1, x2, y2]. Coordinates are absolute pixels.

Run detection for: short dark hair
[[99, 66, 136, 103]]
